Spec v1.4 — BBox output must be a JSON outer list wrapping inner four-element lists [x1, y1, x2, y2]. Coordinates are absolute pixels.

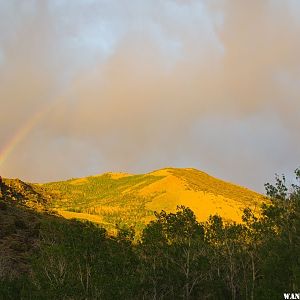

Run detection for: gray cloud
[[0, 0, 299, 192]]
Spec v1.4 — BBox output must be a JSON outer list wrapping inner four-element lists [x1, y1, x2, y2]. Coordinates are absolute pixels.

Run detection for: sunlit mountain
[[38, 167, 266, 233]]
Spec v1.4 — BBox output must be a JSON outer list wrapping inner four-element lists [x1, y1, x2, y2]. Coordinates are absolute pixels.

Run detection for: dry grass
[[56, 210, 106, 224]]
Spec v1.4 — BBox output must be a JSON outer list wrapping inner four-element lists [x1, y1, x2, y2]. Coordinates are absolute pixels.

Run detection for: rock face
[[1, 178, 51, 209]]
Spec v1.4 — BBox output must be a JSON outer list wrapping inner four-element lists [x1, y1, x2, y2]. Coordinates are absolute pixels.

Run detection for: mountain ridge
[[35, 167, 267, 232], [1, 167, 267, 235]]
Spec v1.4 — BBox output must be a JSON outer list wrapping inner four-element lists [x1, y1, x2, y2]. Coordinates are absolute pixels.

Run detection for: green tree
[[141, 206, 207, 299], [254, 168, 300, 298]]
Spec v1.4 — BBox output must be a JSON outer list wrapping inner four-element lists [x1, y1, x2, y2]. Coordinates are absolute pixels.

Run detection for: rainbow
[[0, 102, 56, 168]]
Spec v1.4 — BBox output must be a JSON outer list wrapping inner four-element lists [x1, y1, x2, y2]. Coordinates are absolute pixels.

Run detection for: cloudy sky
[[0, 0, 299, 192]]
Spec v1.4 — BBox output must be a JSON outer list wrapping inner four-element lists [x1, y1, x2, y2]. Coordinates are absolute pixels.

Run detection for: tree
[[141, 206, 207, 299], [256, 168, 300, 298]]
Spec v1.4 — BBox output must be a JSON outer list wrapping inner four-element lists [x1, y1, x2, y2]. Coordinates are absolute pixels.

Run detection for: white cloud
[[0, 0, 299, 192]]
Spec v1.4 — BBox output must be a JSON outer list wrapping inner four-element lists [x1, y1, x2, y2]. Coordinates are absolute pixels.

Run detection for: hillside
[[40, 168, 266, 232], [0, 178, 52, 280], [1, 169, 297, 300]]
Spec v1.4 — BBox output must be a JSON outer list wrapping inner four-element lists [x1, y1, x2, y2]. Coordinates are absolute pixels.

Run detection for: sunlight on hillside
[[70, 178, 88, 185], [40, 168, 267, 232], [57, 209, 105, 224], [106, 172, 133, 179]]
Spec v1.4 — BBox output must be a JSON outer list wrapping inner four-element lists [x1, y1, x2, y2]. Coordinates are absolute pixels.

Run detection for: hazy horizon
[[1, 0, 300, 193]]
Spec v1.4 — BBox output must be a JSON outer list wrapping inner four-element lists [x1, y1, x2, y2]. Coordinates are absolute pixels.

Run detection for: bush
[[0, 201, 7, 210]]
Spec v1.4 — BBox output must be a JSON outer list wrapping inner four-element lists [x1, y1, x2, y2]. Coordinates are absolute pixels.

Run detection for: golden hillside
[[41, 168, 266, 231]]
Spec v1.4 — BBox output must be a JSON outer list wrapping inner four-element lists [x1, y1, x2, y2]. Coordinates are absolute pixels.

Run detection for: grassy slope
[[40, 168, 266, 232]]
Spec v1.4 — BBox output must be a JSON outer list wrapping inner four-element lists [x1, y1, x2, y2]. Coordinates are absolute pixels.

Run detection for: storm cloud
[[0, 0, 299, 192]]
